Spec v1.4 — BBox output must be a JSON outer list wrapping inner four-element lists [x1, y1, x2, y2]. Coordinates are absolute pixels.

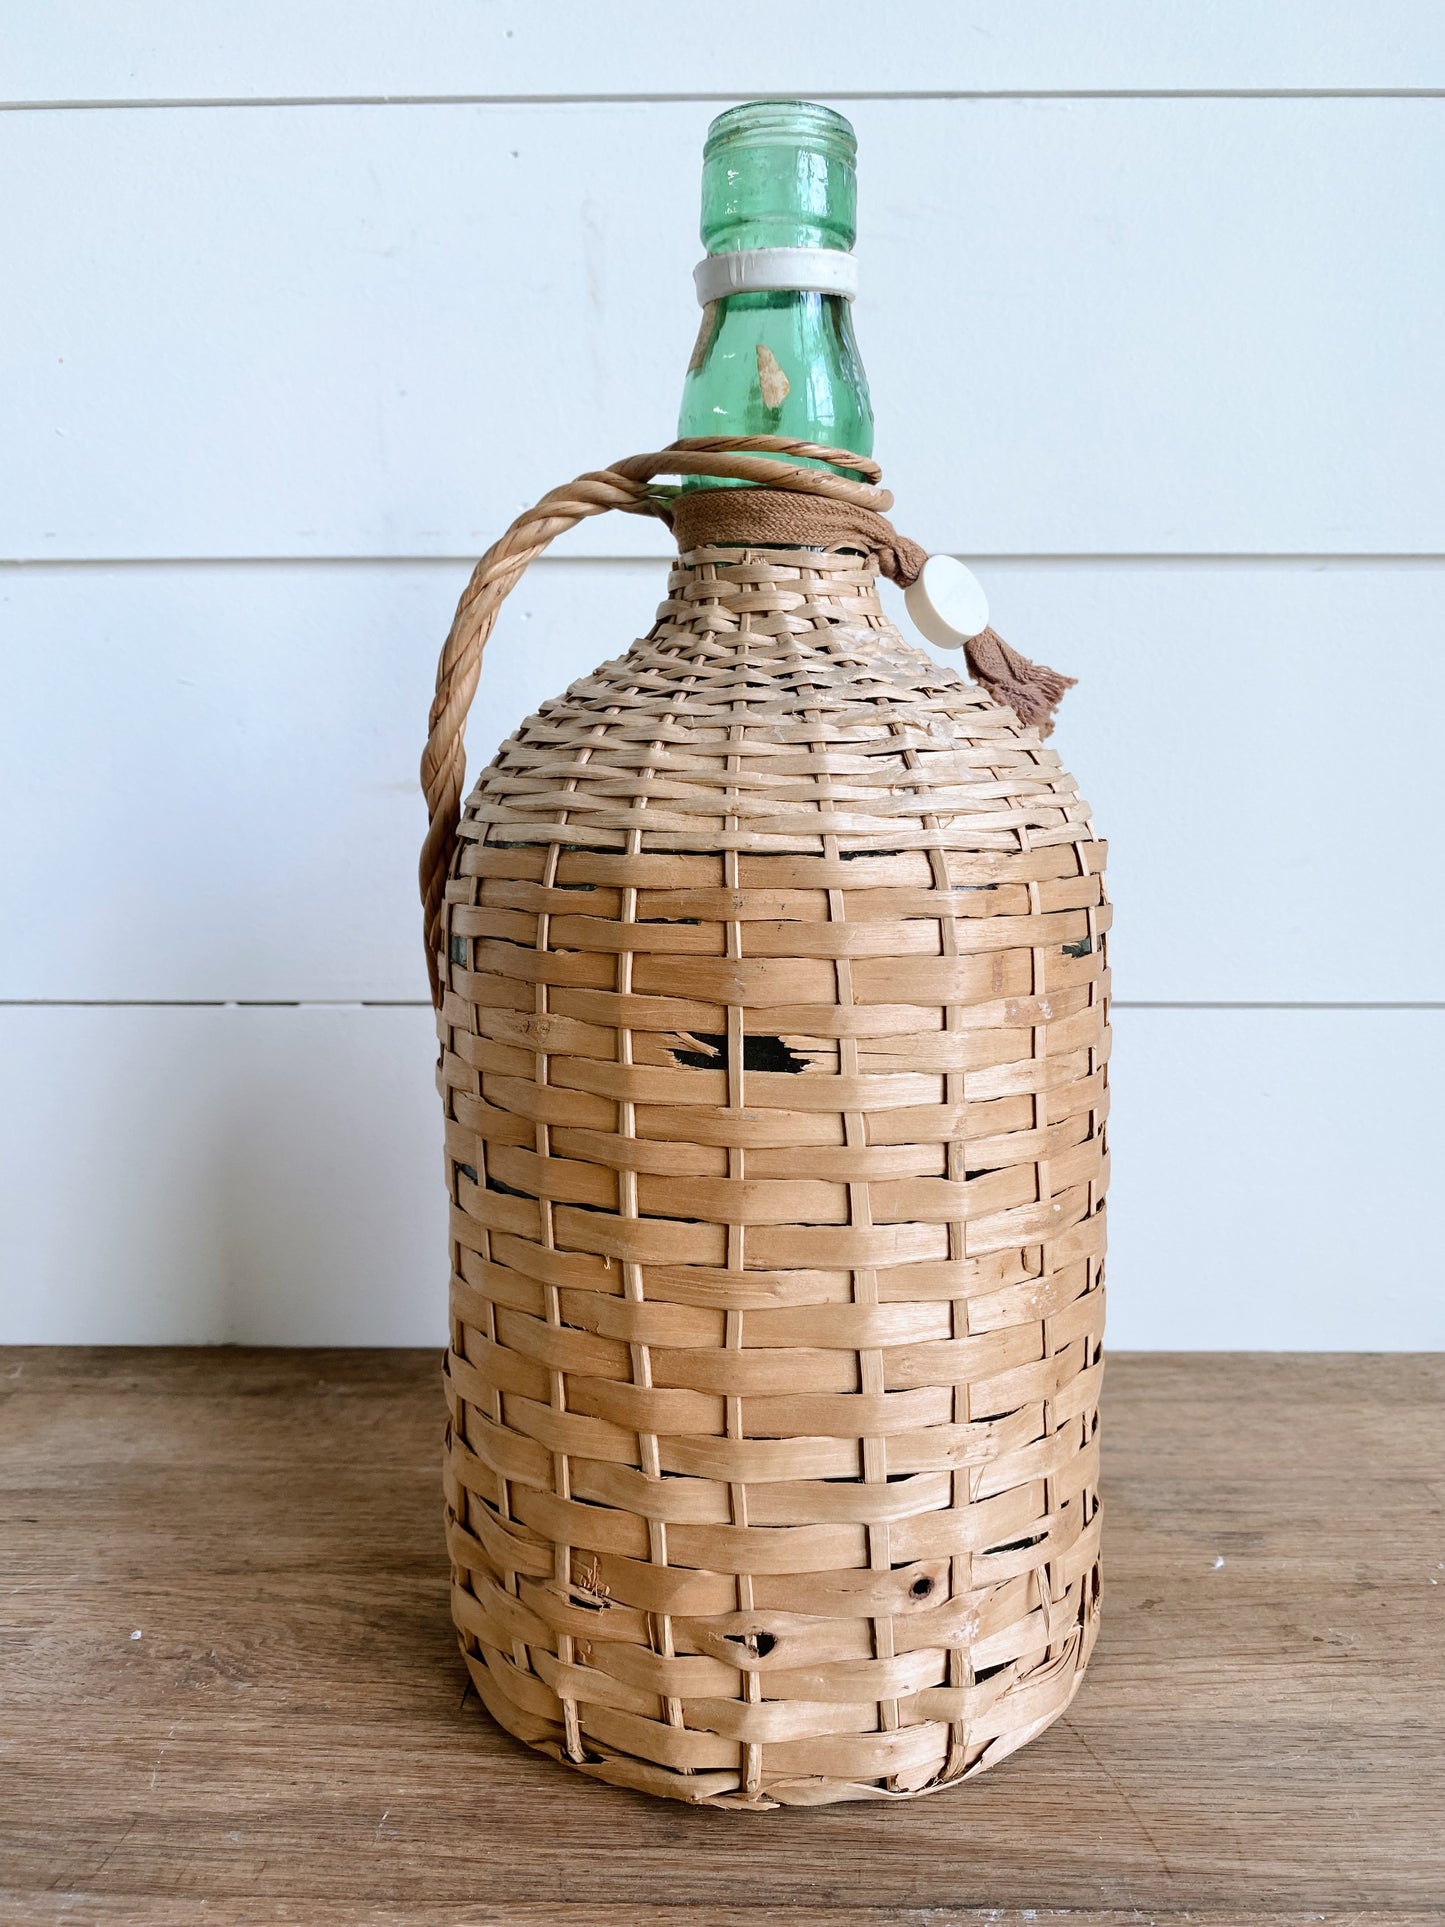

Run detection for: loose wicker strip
[[427, 440, 1107, 1809]]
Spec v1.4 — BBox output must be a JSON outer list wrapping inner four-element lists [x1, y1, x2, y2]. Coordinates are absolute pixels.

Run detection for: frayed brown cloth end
[[963, 627, 1076, 739]]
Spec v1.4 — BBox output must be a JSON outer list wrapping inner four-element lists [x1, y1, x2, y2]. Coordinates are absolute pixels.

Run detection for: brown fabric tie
[[670, 486, 930, 589], [669, 484, 1074, 739], [960, 627, 1076, 735]]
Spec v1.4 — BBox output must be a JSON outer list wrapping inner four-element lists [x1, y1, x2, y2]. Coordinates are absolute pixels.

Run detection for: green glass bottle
[[678, 100, 874, 483]]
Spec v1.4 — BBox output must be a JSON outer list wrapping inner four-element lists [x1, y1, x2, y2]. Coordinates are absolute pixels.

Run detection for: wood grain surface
[[0, 1349, 1441, 1923]]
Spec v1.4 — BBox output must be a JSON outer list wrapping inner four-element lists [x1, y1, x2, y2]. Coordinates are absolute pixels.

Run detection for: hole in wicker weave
[[454, 1163, 478, 1185], [668, 1032, 724, 1069], [972, 1399, 1024, 1423], [485, 1174, 535, 1201], [986, 1531, 1048, 1555], [839, 848, 904, 861], [724, 1630, 777, 1658], [973, 1660, 1010, 1684], [910, 1576, 934, 1599], [668, 1031, 811, 1074], [1061, 936, 1093, 958], [745, 1033, 813, 1073]]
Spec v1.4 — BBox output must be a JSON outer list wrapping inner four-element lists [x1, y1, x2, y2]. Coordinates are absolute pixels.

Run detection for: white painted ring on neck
[[693, 248, 859, 306]]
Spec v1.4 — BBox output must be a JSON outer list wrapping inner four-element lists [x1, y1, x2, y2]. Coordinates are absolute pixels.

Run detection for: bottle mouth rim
[[704, 99, 857, 164]]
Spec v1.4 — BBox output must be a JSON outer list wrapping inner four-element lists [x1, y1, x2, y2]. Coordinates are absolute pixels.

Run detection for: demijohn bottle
[[427, 98, 1107, 1811]]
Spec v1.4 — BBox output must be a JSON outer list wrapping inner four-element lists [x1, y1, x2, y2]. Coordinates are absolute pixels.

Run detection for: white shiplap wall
[[3, 5, 1442, 1348]]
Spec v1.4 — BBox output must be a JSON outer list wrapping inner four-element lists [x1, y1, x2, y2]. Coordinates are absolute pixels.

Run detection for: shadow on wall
[[214, 1006, 448, 1344], [7, 1006, 447, 1345]]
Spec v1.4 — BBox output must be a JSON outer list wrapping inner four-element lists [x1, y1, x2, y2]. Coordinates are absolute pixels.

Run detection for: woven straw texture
[[430, 450, 1108, 1810]]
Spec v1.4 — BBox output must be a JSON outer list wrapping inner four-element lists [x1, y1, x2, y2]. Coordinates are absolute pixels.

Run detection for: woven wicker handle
[[418, 437, 889, 1001]]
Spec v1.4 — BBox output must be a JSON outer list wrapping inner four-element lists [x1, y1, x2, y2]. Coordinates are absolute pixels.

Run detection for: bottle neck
[[678, 287, 873, 478], [678, 100, 873, 488]]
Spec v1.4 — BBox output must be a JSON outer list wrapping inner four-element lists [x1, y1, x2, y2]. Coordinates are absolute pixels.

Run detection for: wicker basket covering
[[426, 444, 1108, 1809]]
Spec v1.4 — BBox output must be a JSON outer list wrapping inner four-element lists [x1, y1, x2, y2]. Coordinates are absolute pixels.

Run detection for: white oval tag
[[904, 554, 990, 650]]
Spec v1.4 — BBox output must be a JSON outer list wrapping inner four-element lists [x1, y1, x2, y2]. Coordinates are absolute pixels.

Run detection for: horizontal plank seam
[[7, 555, 1445, 572], [3, 1001, 1442, 1013], [4, 90, 1445, 112]]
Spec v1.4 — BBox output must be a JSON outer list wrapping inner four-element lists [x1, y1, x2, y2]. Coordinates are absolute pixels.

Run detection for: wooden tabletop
[[1, 1349, 1441, 1926]]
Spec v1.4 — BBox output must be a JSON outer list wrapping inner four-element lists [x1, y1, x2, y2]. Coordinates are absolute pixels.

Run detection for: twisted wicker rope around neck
[[419, 434, 1073, 1002]]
